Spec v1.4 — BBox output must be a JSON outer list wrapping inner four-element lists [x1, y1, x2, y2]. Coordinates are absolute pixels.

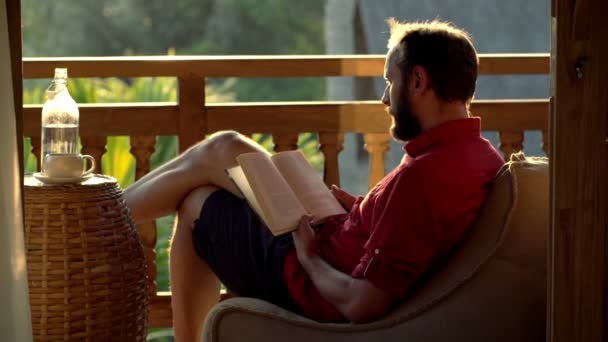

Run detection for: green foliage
[[219, 77, 326, 102], [22, 0, 326, 104], [196, 0, 324, 55], [21, 0, 216, 56], [198, 0, 326, 102]]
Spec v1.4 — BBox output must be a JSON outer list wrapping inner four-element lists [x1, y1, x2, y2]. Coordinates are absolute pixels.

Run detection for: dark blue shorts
[[191, 189, 300, 313]]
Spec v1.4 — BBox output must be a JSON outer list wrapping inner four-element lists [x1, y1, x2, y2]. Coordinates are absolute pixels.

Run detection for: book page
[[236, 152, 307, 235], [226, 166, 267, 224], [271, 150, 347, 223]]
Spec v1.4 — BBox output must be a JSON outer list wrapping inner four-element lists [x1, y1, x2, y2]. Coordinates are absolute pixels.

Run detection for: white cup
[[42, 153, 95, 178]]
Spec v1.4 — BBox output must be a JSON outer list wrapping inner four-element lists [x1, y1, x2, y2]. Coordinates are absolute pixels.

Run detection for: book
[[226, 150, 347, 236]]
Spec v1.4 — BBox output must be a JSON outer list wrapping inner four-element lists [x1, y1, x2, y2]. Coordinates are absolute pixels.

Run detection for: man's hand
[[292, 214, 394, 323], [292, 215, 318, 265], [331, 185, 357, 211]]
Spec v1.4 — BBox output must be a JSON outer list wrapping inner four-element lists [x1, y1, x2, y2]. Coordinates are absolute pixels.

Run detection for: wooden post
[[7, 0, 23, 200], [550, 0, 608, 341], [542, 130, 550, 156], [1, 0, 33, 340], [177, 74, 205, 152]]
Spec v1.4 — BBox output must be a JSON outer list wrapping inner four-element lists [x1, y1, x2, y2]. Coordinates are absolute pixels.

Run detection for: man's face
[[381, 47, 422, 142]]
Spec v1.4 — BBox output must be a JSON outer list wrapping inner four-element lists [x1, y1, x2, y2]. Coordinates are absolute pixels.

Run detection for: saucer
[[33, 172, 93, 185]]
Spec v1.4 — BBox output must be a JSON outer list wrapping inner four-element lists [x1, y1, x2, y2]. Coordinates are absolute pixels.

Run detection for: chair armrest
[[203, 297, 389, 342]]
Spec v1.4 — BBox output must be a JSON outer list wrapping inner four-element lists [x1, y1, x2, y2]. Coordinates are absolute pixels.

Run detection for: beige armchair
[[203, 153, 548, 342]]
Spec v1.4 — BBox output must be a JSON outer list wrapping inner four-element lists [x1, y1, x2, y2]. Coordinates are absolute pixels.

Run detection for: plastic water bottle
[[41, 68, 80, 162]]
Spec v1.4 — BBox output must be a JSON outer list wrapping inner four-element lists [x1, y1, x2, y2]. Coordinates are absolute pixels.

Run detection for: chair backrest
[[383, 153, 549, 324], [493, 154, 549, 275]]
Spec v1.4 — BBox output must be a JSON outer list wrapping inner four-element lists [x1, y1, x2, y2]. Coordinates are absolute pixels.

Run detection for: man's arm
[[292, 216, 394, 323]]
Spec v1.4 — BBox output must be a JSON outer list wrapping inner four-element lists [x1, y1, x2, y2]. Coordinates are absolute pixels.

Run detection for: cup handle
[[82, 155, 96, 177]]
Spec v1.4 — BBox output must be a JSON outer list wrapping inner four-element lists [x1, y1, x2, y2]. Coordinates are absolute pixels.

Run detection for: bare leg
[[124, 131, 269, 223], [125, 131, 269, 341], [170, 186, 221, 342]]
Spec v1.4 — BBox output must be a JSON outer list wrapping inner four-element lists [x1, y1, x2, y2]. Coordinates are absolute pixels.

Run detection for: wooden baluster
[[542, 130, 550, 156], [80, 136, 106, 173], [130, 136, 158, 299], [273, 133, 298, 152], [364, 133, 391, 190], [31, 136, 41, 172], [498, 131, 524, 161], [319, 132, 344, 187]]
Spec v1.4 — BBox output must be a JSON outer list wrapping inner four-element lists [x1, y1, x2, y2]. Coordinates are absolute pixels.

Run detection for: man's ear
[[411, 65, 430, 95]]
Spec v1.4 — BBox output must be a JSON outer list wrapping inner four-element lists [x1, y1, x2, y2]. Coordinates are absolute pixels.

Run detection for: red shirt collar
[[404, 117, 481, 157]]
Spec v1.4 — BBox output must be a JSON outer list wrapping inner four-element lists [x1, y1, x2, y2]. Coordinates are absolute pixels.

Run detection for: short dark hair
[[387, 18, 478, 103]]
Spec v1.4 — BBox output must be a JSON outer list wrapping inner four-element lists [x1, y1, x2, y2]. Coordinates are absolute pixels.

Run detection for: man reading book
[[125, 19, 504, 342]]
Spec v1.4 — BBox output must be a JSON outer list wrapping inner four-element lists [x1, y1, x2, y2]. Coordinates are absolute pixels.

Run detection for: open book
[[226, 150, 347, 236]]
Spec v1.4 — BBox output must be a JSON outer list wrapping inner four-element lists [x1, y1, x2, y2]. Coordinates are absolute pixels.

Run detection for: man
[[125, 19, 504, 341]]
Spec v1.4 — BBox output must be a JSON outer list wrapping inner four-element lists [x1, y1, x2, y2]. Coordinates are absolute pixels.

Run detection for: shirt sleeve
[[351, 167, 441, 300]]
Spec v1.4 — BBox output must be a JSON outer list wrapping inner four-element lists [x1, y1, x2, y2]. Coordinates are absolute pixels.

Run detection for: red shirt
[[283, 118, 504, 322]]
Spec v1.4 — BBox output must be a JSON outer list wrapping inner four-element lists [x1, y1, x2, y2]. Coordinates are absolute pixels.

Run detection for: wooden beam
[[472, 99, 549, 130], [23, 103, 179, 136], [478, 54, 550, 75], [22, 100, 548, 137], [205, 100, 548, 133], [21, 54, 549, 79], [205, 101, 390, 134], [549, 0, 608, 340], [22, 55, 383, 78]]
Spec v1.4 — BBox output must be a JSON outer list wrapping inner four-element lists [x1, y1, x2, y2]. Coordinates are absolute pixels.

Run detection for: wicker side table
[[24, 174, 148, 341]]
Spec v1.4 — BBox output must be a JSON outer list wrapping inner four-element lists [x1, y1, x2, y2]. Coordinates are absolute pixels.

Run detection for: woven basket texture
[[24, 176, 149, 341]]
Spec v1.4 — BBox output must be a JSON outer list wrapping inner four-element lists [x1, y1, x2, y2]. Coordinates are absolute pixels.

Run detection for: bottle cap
[[54, 68, 68, 80], [47, 68, 68, 96]]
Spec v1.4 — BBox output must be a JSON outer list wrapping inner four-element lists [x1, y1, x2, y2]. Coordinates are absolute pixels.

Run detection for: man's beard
[[389, 93, 422, 141]]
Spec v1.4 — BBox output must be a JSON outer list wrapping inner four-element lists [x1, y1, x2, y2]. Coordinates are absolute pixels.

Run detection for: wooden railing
[[22, 53, 550, 327]]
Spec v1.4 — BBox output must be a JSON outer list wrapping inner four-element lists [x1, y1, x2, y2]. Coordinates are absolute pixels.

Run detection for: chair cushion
[[494, 153, 549, 274]]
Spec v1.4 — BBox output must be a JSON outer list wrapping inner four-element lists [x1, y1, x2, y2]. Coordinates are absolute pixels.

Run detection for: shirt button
[[374, 248, 379, 254]]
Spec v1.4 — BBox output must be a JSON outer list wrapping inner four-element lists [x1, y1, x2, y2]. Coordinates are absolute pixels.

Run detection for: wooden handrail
[[23, 103, 179, 136], [22, 53, 549, 78], [23, 99, 549, 137]]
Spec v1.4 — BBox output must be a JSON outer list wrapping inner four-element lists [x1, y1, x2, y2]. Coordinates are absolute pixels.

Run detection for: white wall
[[0, 1, 33, 340]]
